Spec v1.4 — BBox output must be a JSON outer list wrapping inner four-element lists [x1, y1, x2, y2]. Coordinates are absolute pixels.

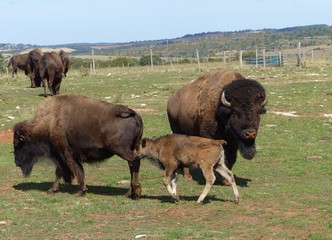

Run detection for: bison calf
[[13, 94, 143, 198], [135, 134, 240, 204]]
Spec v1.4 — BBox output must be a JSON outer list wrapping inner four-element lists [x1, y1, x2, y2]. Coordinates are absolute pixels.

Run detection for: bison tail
[[115, 108, 136, 118], [132, 113, 144, 151]]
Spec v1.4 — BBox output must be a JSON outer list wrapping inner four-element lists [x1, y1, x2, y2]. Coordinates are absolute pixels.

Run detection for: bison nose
[[244, 129, 257, 140]]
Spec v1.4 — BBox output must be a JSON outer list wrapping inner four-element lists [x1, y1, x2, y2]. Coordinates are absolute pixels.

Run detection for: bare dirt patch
[[0, 129, 13, 144]]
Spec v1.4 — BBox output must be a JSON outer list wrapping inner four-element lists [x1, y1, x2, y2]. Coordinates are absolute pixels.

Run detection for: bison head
[[218, 79, 267, 160], [13, 122, 47, 177]]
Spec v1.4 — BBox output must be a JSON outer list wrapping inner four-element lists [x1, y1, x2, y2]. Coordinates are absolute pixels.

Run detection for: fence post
[[278, 51, 282, 66], [297, 42, 301, 66], [196, 49, 201, 69], [239, 50, 243, 68], [256, 49, 258, 67], [263, 49, 266, 69], [223, 51, 226, 66], [91, 49, 96, 75], [150, 46, 154, 71]]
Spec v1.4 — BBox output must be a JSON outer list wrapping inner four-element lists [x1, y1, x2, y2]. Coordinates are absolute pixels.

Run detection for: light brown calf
[[135, 134, 240, 204]]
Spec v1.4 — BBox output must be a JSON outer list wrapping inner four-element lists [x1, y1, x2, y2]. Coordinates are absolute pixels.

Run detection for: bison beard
[[13, 94, 143, 198], [238, 140, 256, 159]]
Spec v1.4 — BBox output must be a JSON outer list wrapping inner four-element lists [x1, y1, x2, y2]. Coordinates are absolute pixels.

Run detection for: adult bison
[[39, 51, 64, 97], [58, 50, 70, 77], [26, 48, 43, 88], [167, 69, 267, 180], [13, 94, 143, 198], [7, 53, 29, 78]]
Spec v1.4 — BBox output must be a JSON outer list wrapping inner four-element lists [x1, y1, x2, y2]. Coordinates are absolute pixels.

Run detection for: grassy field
[[0, 62, 331, 239]]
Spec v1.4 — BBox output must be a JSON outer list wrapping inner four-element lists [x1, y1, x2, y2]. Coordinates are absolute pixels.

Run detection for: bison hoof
[[234, 197, 240, 204], [171, 195, 180, 203], [125, 185, 142, 199], [47, 188, 58, 194], [77, 190, 87, 196]]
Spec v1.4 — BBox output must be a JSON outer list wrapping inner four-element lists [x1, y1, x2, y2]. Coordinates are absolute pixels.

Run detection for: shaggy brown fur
[[13, 94, 143, 198], [167, 69, 267, 180], [135, 134, 239, 204], [7, 53, 29, 78], [58, 50, 70, 77], [39, 52, 64, 97], [26, 48, 43, 88]]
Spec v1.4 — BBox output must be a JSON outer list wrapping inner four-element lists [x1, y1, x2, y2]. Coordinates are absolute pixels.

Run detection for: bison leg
[[73, 161, 88, 196], [170, 172, 178, 196], [125, 159, 142, 199], [47, 167, 62, 194], [48, 78, 55, 96], [115, 148, 142, 199], [42, 79, 48, 97], [214, 164, 240, 203], [30, 76, 36, 88], [58, 146, 87, 195], [163, 169, 179, 202], [183, 167, 193, 180], [196, 167, 216, 204]]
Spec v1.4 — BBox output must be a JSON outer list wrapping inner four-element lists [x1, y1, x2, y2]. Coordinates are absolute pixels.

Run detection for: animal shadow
[[189, 168, 252, 187], [141, 194, 233, 204], [13, 182, 128, 196]]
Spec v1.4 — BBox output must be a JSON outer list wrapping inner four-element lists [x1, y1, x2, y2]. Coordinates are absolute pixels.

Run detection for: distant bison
[[167, 70, 267, 180], [7, 53, 29, 78], [58, 50, 70, 77], [13, 94, 143, 198], [26, 48, 43, 88], [39, 51, 64, 96]]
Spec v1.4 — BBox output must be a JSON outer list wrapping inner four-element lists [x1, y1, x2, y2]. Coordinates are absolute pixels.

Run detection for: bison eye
[[232, 110, 240, 119]]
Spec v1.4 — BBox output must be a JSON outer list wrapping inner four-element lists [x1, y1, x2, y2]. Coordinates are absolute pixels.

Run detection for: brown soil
[[0, 129, 13, 144]]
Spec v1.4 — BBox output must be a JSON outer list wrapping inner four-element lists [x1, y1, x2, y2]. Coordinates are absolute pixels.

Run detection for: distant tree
[[111, 57, 138, 67], [0, 54, 6, 73], [178, 58, 191, 64], [139, 55, 162, 66]]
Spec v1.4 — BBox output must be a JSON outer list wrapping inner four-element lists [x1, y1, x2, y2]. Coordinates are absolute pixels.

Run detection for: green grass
[[0, 63, 331, 239]]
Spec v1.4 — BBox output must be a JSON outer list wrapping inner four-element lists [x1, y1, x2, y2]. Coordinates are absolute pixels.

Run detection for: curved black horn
[[221, 91, 231, 107], [261, 94, 268, 107]]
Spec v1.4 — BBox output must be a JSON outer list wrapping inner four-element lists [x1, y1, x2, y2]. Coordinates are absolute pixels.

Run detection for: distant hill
[[1, 24, 331, 57]]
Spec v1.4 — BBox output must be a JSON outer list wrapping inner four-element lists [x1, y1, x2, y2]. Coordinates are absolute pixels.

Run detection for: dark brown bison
[[39, 51, 64, 97], [58, 50, 70, 77], [7, 53, 29, 77], [167, 69, 267, 180], [13, 94, 143, 198], [26, 48, 43, 88]]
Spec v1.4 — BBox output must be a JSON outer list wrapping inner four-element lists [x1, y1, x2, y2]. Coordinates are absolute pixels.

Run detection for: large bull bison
[[7, 53, 29, 78], [167, 69, 267, 180], [26, 48, 43, 88], [58, 50, 70, 77], [13, 94, 143, 198], [39, 51, 64, 97]]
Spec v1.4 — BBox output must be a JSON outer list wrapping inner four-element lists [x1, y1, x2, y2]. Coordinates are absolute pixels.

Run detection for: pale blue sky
[[2, 0, 332, 45]]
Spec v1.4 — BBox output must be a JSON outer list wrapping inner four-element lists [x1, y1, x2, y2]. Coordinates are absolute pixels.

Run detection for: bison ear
[[217, 106, 231, 123]]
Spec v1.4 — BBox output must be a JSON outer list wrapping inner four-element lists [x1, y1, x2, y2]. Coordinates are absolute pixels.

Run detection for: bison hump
[[115, 108, 135, 118]]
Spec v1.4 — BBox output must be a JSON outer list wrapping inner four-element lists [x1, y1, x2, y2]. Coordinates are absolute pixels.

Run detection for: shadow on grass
[[189, 168, 252, 187], [13, 182, 128, 196], [140, 194, 235, 204]]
